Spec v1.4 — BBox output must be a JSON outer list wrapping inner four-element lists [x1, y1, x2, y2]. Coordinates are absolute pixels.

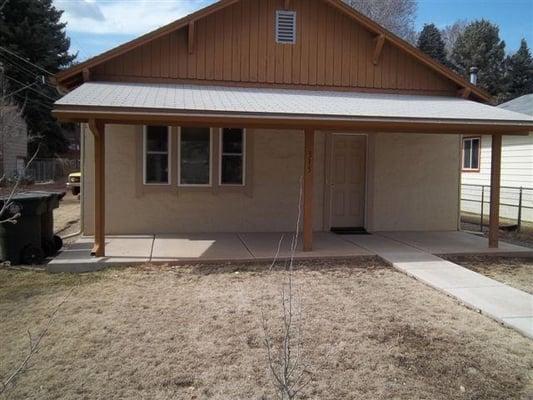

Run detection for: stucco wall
[[366, 133, 461, 231], [82, 124, 326, 234], [81, 125, 460, 234]]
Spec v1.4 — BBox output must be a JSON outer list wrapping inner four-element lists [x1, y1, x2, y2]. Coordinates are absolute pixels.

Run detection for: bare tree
[[441, 20, 468, 59], [0, 66, 38, 224], [345, 0, 418, 42], [262, 178, 311, 400]]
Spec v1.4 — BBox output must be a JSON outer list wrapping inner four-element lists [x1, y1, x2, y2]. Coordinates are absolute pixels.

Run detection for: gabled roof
[[54, 0, 490, 102], [498, 94, 533, 116]]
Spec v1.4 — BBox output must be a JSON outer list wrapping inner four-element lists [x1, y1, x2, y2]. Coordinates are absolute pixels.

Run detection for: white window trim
[[178, 127, 213, 187], [462, 137, 480, 171], [219, 128, 246, 186], [143, 125, 171, 185]]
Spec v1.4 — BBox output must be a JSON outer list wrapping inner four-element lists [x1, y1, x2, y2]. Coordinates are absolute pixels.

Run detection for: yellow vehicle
[[66, 172, 81, 195]]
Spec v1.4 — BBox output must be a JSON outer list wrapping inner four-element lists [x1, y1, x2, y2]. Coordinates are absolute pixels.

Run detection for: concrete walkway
[[48, 230, 533, 338], [345, 234, 533, 339]]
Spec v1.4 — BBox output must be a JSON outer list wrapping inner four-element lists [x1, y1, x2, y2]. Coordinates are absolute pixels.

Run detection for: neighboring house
[[461, 94, 533, 224], [52, 0, 533, 256], [0, 104, 28, 179]]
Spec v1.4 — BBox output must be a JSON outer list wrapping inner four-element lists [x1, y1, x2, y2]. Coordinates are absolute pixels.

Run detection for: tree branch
[[0, 287, 75, 394]]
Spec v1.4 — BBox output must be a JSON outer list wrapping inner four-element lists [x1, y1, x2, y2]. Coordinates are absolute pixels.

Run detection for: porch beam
[[88, 119, 106, 257], [303, 129, 315, 252], [489, 133, 502, 248]]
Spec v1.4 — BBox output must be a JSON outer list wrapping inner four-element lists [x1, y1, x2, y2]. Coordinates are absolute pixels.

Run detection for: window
[[144, 126, 170, 184], [220, 128, 245, 185], [276, 10, 296, 44], [462, 137, 480, 171], [179, 127, 212, 186]]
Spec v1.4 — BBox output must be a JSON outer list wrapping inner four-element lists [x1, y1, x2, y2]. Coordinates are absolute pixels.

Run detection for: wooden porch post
[[489, 133, 502, 248], [88, 119, 106, 257], [303, 129, 315, 252]]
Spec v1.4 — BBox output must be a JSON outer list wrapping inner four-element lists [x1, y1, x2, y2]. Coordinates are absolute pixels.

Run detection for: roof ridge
[[54, 0, 490, 102]]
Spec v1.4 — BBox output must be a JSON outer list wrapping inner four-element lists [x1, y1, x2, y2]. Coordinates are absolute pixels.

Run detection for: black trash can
[[36, 191, 64, 257], [0, 192, 55, 265]]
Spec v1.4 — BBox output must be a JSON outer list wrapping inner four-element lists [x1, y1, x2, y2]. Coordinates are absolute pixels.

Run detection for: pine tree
[[451, 20, 506, 97], [503, 39, 533, 102], [0, 0, 76, 156], [417, 23, 448, 65]]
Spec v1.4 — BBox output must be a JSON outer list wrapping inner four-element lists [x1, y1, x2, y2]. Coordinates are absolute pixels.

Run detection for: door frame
[[322, 132, 369, 231]]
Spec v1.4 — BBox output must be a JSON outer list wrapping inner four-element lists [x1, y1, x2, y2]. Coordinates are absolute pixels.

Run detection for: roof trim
[[52, 105, 533, 135], [54, 0, 239, 80], [55, 0, 490, 102], [323, 0, 490, 102]]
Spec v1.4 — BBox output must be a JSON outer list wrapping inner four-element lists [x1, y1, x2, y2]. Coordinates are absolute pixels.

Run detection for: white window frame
[[462, 137, 481, 171], [143, 125, 171, 185], [177, 127, 213, 187], [219, 128, 246, 186]]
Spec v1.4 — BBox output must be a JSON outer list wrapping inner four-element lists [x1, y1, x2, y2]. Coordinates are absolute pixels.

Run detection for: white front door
[[329, 134, 366, 228]]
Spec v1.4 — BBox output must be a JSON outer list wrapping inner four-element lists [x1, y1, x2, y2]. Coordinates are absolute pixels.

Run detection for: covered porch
[[52, 83, 533, 258], [47, 231, 533, 273]]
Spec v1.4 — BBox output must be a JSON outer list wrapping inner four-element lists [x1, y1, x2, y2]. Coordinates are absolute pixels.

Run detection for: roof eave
[[53, 0, 491, 103], [52, 106, 533, 135]]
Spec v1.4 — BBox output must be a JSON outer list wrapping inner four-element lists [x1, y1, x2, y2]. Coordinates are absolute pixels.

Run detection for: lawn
[[446, 256, 533, 295], [1, 260, 532, 400]]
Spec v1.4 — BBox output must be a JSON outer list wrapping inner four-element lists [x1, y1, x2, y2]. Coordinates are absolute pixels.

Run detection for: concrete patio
[[49, 230, 532, 272]]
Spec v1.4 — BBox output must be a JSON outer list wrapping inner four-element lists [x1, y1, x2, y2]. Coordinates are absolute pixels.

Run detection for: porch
[[51, 83, 533, 258], [47, 230, 533, 273]]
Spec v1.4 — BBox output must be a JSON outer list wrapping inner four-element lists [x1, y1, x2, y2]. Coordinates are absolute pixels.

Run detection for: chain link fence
[[461, 184, 533, 232]]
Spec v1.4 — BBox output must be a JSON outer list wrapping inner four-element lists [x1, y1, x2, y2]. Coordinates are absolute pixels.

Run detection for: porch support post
[[88, 119, 106, 257], [489, 133, 502, 248], [303, 129, 315, 252]]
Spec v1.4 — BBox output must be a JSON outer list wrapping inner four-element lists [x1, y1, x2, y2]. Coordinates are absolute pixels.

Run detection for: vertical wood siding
[[92, 0, 456, 94]]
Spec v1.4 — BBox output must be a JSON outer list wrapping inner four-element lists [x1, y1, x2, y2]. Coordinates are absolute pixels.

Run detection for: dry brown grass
[[53, 192, 80, 241], [448, 256, 533, 295], [1, 260, 532, 400]]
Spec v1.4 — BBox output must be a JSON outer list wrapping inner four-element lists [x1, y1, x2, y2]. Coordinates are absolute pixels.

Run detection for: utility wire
[[4, 74, 57, 102], [0, 54, 50, 84], [2, 81, 37, 100], [0, 46, 53, 76]]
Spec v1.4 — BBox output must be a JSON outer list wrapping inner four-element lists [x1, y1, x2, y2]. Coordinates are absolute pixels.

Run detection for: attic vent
[[276, 10, 296, 44]]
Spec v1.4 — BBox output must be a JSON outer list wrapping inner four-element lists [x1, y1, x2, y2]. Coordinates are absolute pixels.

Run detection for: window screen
[[144, 126, 169, 184], [462, 137, 480, 170], [180, 127, 211, 185], [220, 128, 245, 185]]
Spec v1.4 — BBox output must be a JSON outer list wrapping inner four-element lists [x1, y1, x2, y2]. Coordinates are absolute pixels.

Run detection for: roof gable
[[55, 0, 490, 102]]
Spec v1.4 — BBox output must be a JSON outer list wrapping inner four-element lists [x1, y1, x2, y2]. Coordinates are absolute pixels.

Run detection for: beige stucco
[[366, 133, 461, 231], [81, 124, 460, 235]]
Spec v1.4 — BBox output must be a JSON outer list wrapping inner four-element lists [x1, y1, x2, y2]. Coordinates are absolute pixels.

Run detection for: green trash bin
[[0, 192, 51, 265]]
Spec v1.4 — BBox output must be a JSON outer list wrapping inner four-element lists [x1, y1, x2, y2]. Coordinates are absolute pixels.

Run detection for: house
[[0, 104, 27, 179], [461, 94, 533, 224], [52, 0, 533, 257]]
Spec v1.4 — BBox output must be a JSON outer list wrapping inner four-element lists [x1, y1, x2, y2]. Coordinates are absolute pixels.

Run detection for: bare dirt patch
[[448, 256, 533, 295], [53, 192, 80, 243], [1, 260, 532, 400]]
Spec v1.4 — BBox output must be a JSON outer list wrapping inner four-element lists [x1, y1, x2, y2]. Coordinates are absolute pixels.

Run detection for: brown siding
[[91, 0, 457, 94]]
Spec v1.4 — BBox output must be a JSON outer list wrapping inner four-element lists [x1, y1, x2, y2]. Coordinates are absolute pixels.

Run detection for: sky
[[54, 0, 533, 61]]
